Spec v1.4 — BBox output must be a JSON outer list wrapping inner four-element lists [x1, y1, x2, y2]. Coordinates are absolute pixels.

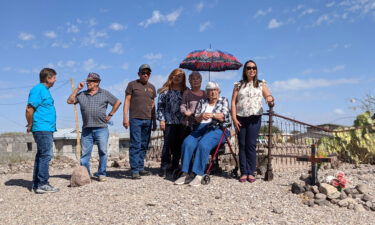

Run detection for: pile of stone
[[291, 175, 375, 212]]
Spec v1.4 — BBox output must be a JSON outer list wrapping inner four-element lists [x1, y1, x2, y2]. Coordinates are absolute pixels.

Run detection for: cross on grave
[[296, 144, 332, 185]]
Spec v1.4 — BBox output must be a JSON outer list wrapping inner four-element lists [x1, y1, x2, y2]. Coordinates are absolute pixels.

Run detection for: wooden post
[[70, 78, 81, 161], [265, 105, 274, 181]]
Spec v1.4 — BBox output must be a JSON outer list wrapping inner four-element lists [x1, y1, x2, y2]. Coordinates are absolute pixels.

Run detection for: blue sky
[[0, 0, 374, 133]]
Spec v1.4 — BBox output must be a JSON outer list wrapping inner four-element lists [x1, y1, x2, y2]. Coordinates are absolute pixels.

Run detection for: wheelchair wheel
[[201, 175, 210, 185]]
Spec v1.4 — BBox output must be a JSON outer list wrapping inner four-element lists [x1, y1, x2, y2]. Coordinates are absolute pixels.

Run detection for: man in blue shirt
[[26, 68, 59, 194]]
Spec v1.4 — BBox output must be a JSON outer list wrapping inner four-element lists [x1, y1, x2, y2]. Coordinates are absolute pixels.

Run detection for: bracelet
[[108, 114, 113, 117]]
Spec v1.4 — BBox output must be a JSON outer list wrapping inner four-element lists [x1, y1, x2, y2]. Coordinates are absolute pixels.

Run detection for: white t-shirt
[[201, 104, 215, 124]]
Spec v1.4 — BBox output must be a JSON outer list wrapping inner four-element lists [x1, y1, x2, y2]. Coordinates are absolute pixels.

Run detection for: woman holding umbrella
[[231, 60, 274, 183], [157, 68, 188, 177]]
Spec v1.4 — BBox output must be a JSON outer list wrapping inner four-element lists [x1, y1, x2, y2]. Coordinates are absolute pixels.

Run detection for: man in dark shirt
[[67, 73, 121, 181], [123, 64, 156, 179]]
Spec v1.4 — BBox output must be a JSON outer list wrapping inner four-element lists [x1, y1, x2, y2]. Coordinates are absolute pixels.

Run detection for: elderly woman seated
[[174, 82, 231, 186]]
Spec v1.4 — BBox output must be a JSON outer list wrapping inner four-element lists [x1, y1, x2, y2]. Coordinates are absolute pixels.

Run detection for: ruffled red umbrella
[[179, 49, 242, 80]]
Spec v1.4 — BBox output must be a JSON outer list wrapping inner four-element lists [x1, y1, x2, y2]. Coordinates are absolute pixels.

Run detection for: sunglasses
[[141, 71, 151, 75], [246, 66, 257, 70]]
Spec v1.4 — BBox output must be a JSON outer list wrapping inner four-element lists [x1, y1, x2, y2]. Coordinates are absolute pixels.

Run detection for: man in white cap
[[123, 64, 157, 179]]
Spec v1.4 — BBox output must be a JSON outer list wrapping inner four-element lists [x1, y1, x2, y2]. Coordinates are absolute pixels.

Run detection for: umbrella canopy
[[179, 49, 242, 73]]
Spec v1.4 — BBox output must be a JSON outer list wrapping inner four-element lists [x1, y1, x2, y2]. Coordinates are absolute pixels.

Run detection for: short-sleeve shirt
[[27, 83, 56, 132], [76, 88, 119, 128], [234, 81, 265, 117], [125, 80, 156, 120]]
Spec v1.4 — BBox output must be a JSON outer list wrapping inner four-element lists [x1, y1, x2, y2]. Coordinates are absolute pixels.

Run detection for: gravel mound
[[1, 163, 375, 225]]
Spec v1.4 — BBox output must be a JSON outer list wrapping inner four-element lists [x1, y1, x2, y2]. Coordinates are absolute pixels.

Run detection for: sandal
[[247, 175, 256, 183], [239, 175, 247, 183]]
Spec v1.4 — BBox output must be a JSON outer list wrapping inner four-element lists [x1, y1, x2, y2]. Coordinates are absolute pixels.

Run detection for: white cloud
[[56, 60, 77, 68], [144, 53, 162, 60], [44, 31, 57, 39], [199, 21, 211, 32], [110, 43, 124, 54], [83, 59, 97, 71], [326, 2, 335, 7], [271, 78, 359, 91], [315, 14, 331, 26], [300, 8, 316, 16], [2, 67, 11, 71], [82, 58, 110, 71], [109, 23, 126, 31], [67, 23, 79, 33], [82, 29, 107, 48], [150, 74, 168, 90], [268, 19, 282, 29], [51, 41, 71, 48], [196, 2, 204, 12], [254, 8, 272, 18], [333, 108, 345, 115], [18, 32, 35, 41], [166, 9, 182, 24], [105, 79, 129, 96], [121, 63, 129, 70], [88, 18, 97, 27], [16, 43, 24, 48], [139, 9, 182, 28], [302, 65, 346, 75]]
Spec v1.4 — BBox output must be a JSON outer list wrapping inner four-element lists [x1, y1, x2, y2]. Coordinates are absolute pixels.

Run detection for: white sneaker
[[174, 173, 193, 185], [189, 175, 202, 187], [174, 175, 187, 185]]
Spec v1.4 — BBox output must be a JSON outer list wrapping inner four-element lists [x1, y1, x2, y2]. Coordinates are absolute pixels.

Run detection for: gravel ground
[[1, 162, 375, 225]]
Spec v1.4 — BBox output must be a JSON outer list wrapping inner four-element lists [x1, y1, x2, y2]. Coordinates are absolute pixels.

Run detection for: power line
[[0, 80, 70, 105], [0, 79, 69, 91]]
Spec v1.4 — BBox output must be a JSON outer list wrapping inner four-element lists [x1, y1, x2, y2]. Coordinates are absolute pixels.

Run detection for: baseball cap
[[86, 72, 101, 81], [139, 64, 152, 72]]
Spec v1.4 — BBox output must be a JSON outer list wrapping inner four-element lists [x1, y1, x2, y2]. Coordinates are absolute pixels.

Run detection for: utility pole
[[70, 78, 81, 161]]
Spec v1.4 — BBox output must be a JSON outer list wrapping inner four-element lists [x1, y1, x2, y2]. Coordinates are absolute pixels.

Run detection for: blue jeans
[[181, 123, 228, 176], [32, 131, 53, 187], [80, 127, 109, 176], [237, 115, 261, 176], [129, 118, 152, 174]]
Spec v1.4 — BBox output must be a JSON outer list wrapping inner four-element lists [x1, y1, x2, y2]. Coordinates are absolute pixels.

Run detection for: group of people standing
[[26, 60, 274, 193]]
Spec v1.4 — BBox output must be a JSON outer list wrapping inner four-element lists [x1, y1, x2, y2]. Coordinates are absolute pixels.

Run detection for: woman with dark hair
[[231, 60, 274, 183], [157, 68, 188, 177]]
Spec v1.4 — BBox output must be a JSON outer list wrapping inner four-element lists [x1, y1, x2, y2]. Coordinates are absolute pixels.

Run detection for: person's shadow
[[4, 179, 33, 191]]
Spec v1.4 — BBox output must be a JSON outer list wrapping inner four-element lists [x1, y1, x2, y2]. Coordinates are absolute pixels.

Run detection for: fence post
[[265, 105, 274, 181]]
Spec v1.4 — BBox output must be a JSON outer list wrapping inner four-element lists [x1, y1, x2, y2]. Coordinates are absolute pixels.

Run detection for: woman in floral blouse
[[157, 68, 187, 177], [174, 82, 231, 187], [231, 60, 274, 183]]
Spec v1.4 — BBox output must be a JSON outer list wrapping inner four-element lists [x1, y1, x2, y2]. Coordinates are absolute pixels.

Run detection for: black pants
[[160, 124, 189, 170], [237, 115, 261, 176]]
